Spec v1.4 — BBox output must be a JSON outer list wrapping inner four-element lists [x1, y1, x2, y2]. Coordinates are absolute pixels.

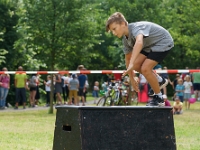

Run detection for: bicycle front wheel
[[96, 96, 106, 106], [105, 96, 112, 106]]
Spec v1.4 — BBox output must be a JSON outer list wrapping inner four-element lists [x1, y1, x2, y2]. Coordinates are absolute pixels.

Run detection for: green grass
[[0, 109, 55, 150], [0, 100, 200, 150]]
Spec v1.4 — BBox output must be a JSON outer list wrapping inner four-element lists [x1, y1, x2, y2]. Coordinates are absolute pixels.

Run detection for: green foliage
[[0, 1, 19, 68]]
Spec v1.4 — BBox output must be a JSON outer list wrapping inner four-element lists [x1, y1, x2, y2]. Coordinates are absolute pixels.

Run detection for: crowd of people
[[137, 65, 200, 114], [0, 65, 90, 110], [0, 64, 200, 112]]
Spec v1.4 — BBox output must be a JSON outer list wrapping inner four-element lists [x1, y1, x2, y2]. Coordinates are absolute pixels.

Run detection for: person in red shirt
[[113, 67, 122, 81]]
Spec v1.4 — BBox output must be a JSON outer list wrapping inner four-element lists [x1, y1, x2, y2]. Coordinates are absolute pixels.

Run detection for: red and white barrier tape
[[0, 70, 199, 74]]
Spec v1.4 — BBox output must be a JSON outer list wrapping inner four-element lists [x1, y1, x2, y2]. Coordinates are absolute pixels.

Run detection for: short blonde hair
[[106, 12, 128, 32]]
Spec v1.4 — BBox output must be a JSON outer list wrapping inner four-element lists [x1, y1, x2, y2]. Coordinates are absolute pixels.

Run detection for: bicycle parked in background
[[96, 77, 138, 106], [96, 84, 119, 106]]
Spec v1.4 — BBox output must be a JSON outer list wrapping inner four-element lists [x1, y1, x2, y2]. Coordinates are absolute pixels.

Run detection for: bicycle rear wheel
[[96, 96, 106, 106]]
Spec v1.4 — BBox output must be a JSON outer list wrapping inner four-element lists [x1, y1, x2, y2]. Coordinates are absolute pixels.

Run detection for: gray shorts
[[184, 93, 191, 99]]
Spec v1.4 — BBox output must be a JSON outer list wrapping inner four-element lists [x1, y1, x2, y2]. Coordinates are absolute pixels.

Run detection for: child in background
[[93, 81, 99, 104], [173, 97, 183, 114], [102, 81, 108, 92], [175, 78, 185, 103], [68, 74, 79, 105], [183, 75, 193, 109], [163, 94, 171, 106]]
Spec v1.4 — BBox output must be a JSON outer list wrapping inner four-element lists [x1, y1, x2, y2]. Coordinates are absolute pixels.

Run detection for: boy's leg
[[129, 53, 147, 91], [140, 59, 165, 106], [133, 52, 168, 95], [140, 59, 160, 94]]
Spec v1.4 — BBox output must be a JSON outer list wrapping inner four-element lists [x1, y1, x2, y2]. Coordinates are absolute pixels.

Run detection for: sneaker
[[146, 95, 164, 106], [148, 77, 168, 96]]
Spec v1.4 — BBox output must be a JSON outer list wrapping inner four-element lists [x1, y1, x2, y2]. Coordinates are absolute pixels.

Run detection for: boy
[[106, 12, 174, 106]]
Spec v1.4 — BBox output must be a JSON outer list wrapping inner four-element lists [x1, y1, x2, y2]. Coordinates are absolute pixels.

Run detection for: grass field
[[0, 100, 200, 150]]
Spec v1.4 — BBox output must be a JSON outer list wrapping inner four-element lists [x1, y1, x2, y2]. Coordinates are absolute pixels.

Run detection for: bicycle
[[96, 84, 119, 106], [110, 78, 138, 106]]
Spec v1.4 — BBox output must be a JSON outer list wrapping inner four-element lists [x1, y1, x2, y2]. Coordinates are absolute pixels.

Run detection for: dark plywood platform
[[53, 106, 176, 150]]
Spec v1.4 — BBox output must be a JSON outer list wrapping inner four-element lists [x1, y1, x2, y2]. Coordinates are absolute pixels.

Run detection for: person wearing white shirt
[[44, 75, 51, 107]]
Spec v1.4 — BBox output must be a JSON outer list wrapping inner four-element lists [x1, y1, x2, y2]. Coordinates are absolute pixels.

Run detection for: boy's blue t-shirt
[[78, 74, 87, 88], [175, 84, 184, 96]]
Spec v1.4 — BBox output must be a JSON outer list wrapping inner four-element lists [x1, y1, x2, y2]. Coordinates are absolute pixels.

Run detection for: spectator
[[183, 75, 193, 109], [163, 94, 171, 106], [175, 78, 185, 103], [102, 81, 108, 92], [35, 74, 40, 106], [192, 70, 200, 100], [44, 75, 51, 107], [0, 67, 10, 110], [14, 66, 27, 109], [64, 74, 71, 102], [55, 72, 63, 105], [93, 81, 99, 104], [113, 67, 122, 81], [138, 74, 148, 103], [160, 66, 172, 95], [83, 68, 89, 102], [29, 74, 38, 107], [171, 74, 181, 100], [173, 97, 183, 115], [61, 73, 67, 104], [78, 67, 87, 106], [68, 74, 79, 105], [181, 67, 191, 81]]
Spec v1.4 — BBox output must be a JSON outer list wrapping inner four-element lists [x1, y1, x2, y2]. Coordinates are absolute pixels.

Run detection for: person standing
[[34, 74, 40, 107], [175, 78, 185, 103], [192, 71, 200, 100], [78, 69, 87, 106], [183, 75, 193, 109], [0, 67, 10, 109], [93, 81, 99, 104], [14, 66, 27, 109], [29, 74, 38, 107], [55, 72, 63, 105], [44, 75, 51, 107], [138, 74, 148, 103], [68, 74, 79, 105]]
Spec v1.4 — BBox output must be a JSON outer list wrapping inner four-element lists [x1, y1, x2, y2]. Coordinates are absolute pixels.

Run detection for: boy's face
[[109, 22, 126, 38]]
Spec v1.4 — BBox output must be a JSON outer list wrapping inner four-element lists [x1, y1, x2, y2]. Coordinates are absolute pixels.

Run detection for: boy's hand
[[122, 70, 139, 92], [130, 76, 139, 92], [122, 64, 134, 78]]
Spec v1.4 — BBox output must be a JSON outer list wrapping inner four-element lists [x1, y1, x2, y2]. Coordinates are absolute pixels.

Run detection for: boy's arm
[[125, 52, 139, 92], [123, 34, 143, 92], [127, 34, 143, 72], [122, 34, 143, 75]]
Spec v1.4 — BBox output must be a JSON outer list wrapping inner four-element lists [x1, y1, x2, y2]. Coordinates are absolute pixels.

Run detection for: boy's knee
[[140, 66, 150, 74]]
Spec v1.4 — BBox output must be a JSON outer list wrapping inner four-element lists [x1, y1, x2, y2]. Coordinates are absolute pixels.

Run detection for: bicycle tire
[[105, 96, 112, 106], [96, 96, 106, 106]]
